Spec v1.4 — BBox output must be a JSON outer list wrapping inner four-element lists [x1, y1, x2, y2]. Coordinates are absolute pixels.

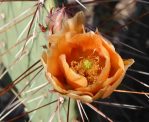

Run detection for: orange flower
[[41, 12, 134, 103]]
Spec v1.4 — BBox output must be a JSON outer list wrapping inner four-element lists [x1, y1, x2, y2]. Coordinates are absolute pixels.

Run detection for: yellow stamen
[[70, 56, 102, 85]]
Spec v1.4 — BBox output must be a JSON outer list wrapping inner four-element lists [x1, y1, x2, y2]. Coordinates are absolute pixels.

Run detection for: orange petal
[[101, 71, 125, 99], [101, 59, 134, 98], [59, 54, 88, 88], [100, 34, 125, 75], [46, 49, 62, 76], [97, 46, 111, 81], [69, 32, 102, 51], [102, 69, 123, 87], [93, 86, 109, 100], [46, 73, 67, 94]]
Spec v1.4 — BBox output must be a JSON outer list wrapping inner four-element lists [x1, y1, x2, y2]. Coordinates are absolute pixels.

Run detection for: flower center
[[83, 59, 93, 70], [70, 56, 102, 85]]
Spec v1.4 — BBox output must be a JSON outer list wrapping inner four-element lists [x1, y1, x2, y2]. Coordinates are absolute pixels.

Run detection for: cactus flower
[[41, 11, 134, 103]]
